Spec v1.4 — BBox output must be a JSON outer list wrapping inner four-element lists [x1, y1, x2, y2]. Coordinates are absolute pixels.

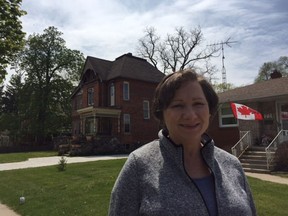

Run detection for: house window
[[110, 83, 115, 106], [143, 100, 150, 119], [280, 103, 288, 130], [98, 117, 112, 135], [123, 114, 131, 133], [85, 117, 96, 134], [87, 88, 94, 106], [219, 104, 238, 127], [123, 82, 130, 101]]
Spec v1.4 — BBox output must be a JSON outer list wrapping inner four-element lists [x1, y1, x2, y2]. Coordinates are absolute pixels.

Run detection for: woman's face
[[163, 81, 210, 145]]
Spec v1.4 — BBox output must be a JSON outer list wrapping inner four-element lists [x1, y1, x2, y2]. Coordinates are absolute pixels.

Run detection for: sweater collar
[[158, 129, 215, 170]]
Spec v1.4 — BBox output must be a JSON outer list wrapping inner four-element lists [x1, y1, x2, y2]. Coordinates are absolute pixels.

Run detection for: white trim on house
[[143, 100, 150, 119], [219, 103, 239, 128], [123, 81, 130, 101], [77, 107, 121, 117]]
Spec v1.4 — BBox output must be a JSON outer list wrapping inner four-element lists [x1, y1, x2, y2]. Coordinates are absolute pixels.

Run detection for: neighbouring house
[[208, 73, 288, 153], [70, 53, 165, 150]]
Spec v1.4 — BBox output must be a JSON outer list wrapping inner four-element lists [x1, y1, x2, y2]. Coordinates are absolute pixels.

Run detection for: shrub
[[57, 156, 67, 171], [273, 141, 288, 171]]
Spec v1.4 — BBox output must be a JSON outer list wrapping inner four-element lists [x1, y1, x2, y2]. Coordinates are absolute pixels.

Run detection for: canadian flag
[[230, 103, 263, 120]]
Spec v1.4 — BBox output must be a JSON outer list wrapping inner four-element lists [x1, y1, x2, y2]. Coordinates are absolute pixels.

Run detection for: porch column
[[93, 112, 97, 135], [118, 115, 121, 133], [80, 115, 85, 135]]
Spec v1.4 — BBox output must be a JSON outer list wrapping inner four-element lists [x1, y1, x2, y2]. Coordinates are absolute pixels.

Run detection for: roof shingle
[[86, 53, 164, 83], [218, 77, 288, 103]]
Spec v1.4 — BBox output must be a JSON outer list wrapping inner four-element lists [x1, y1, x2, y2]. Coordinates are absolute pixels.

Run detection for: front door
[[279, 103, 288, 136]]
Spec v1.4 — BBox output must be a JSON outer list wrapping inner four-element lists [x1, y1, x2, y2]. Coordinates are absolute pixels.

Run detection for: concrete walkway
[[0, 155, 287, 216], [0, 203, 21, 216], [0, 154, 128, 171], [245, 172, 288, 185]]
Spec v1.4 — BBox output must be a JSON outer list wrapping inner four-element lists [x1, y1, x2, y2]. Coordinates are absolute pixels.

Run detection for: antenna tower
[[208, 38, 237, 84]]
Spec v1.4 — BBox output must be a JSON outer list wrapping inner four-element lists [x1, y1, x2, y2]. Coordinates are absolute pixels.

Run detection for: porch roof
[[77, 107, 121, 117], [218, 77, 288, 103]]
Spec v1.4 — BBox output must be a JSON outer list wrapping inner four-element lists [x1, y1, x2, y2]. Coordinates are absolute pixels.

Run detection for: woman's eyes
[[171, 104, 184, 108], [194, 102, 206, 106], [171, 104, 184, 107], [170, 102, 205, 108]]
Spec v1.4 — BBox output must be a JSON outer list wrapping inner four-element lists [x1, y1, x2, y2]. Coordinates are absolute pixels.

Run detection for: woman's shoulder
[[125, 139, 163, 171], [213, 145, 241, 165], [131, 139, 161, 158]]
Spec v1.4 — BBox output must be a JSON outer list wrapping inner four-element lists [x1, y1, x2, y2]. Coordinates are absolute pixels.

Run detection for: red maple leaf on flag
[[237, 105, 252, 116], [230, 102, 263, 120]]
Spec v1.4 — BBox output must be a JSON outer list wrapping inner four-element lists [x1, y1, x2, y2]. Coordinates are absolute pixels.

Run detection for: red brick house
[[208, 75, 288, 152], [71, 53, 164, 148]]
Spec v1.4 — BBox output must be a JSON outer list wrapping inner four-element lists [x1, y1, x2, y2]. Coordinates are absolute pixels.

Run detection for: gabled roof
[[218, 77, 288, 103], [84, 53, 164, 83], [84, 56, 112, 81]]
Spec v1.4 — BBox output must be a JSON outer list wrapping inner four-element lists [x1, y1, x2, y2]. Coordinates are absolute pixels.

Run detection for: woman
[[109, 69, 256, 216]]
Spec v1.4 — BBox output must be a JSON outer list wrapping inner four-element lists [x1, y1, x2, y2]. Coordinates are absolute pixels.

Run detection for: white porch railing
[[231, 131, 251, 158], [265, 130, 288, 170]]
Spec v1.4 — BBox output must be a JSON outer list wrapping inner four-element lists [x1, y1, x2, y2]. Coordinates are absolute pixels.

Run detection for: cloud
[[13, 0, 288, 86]]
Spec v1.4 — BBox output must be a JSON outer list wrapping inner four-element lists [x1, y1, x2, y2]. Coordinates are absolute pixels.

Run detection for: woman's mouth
[[180, 123, 200, 129]]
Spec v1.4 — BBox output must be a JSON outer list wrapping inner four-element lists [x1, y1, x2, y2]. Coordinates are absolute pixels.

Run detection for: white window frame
[[110, 83, 115, 106], [219, 103, 238, 127], [123, 81, 130, 101], [143, 100, 150, 119], [123, 114, 131, 133]]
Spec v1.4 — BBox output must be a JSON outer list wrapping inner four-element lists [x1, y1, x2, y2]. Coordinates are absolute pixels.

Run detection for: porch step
[[239, 146, 276, 174]]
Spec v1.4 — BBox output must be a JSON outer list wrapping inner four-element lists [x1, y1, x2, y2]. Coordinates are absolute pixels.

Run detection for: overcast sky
[[16, 0, 288, 86]]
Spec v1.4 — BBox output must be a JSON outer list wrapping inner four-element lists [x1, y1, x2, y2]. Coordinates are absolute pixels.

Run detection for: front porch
[[231, 130, 288, 173], [61, 107, 124, 155], [76, 106, 122, 139]]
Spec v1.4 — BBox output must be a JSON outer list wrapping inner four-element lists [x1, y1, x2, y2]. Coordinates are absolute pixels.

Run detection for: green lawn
[[249, 177, 288, 215], [0, 159, 125, 216], [0, 158, 287, 216], [0, 151, 58, 163]]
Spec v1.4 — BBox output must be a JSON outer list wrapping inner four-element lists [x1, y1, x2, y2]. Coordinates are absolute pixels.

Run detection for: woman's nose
[[182, 106, 196, 119]]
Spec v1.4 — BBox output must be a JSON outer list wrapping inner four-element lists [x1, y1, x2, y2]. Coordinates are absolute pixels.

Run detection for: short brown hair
[[152, 69, 219, 123]]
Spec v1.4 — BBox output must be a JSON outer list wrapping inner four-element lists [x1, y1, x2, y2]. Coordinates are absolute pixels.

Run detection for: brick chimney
[[270, 69, 282, 79]]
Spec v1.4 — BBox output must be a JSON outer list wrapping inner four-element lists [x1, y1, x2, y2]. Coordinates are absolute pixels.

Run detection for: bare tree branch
[[137, 27, 159, 69], [136, 26, 222, 79]]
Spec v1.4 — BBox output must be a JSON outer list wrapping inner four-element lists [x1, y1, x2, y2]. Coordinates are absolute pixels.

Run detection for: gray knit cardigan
[[109, 130, 257, 216]]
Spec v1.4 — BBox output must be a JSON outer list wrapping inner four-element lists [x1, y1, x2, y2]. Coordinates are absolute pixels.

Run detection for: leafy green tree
[[213, 82, 235, 93], [255, 56, 288, 83], [0, 0, 26, 83], [14, 26, 85, 144], [1, 73, 22, 113], [45, 76, 74, 135], [0, 73, 27, 143]]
